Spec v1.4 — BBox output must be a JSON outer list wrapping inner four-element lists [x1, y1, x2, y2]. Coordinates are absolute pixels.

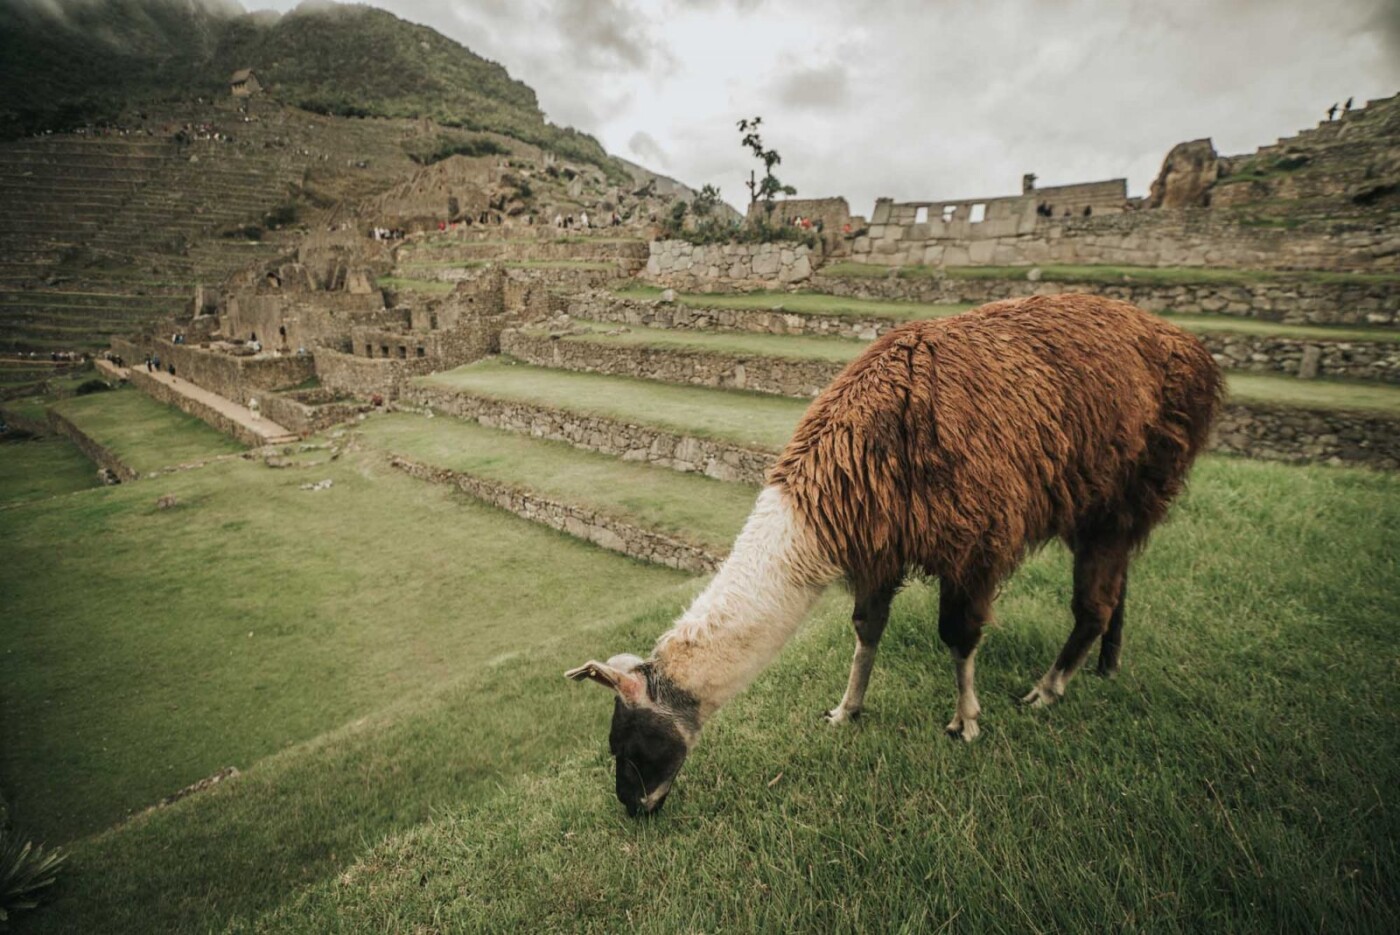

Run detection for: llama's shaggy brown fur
[[769, 294, 1222, 593]]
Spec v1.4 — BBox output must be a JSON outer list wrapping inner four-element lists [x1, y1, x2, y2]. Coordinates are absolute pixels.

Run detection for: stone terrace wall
[[1204, 334, 1400, 384], [46, 408, 137, 481], [390, 455, 722, 573], [258, 391, 364, 435], [150, 339, 316, 402], [569, 290, 895, 340], [126, 368, 264, 447], [403, 384, 771, 484], [808, 273, 1399, 327], [502, 330, 843, 397], [853, 205, 1397, 272], [645, 240, 816, 290], [315, 348, 435, 398], [1215, 402, 1400, 469]]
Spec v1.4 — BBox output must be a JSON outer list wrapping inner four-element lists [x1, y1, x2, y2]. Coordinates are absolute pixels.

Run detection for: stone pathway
[[118, 361, 298, 445]]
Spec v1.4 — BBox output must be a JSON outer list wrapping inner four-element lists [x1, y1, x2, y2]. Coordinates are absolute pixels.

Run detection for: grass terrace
[[824, 261, 1400, 287], [374, 276, 456, 294], [0, 435, 100, 506], [1225, 373, 1400, 414], [356, 412, 756, 549], [48, 387, 243, 474], [419, 358, 809, 450], [615, 284, 971, 321], [541, 319, 869, 363]]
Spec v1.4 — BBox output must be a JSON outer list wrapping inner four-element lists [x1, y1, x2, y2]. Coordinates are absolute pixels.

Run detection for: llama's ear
[[564, 655, 648, 705]]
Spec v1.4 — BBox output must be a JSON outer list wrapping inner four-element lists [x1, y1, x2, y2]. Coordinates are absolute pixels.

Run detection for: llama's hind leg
[[1023, 537, 1129, 707], [824, 584, 897, 725], [939, 578, 993, 742]]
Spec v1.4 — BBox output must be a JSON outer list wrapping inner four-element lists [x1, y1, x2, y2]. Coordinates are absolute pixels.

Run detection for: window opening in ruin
[[914, 206, 929, 224], [941, 205, 957, 222], [381, 345, 389, 357], [398, 346, 407, 359], [969, 203, 987, 223], [417, 347, 426, 358], [365, 344, 373, 357]]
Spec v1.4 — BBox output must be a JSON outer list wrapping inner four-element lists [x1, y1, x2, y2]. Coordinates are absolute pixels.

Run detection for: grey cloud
[[775, 64, 850, 110], [558, 0, 656, 71], [628, 130, 672, 168]]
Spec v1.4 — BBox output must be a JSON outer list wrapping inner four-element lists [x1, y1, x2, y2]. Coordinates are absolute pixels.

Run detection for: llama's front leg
[[939, 578, 991, 741], [824, 585, 896, 725]]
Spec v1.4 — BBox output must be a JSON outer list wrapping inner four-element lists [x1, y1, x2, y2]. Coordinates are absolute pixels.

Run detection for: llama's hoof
[[823, 706, 859, 725], [1096, 661, 1120, 679], [1020, 685, 1061, 708], [945, 717, 980, 742]]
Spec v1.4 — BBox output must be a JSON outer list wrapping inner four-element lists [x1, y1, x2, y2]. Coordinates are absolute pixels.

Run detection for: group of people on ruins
[[371, 226, 406, 241], [1326, 98, 1355, 121]]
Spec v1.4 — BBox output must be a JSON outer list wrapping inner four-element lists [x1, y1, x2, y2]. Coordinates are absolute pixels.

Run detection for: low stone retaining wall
[[46, 409, 137, 481], [149, 339, 317, 402], [501, 330, 843, 397], [1215, 402, 1400, 469], [1202, 334, 1400, 384], [390, 455, 722, 573], [0, 403, 51, 436], [314, 348, 435, 399], [568, 290, 892, 340], [808, 273, 1399, 327], [127, 369, 262, 447], [402, 384, 773, 484], [645, 240, 817, 290], [259, 391, 365, 435]]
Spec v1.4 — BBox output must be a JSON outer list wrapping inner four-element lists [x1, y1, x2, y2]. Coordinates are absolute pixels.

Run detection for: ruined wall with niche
[[221, 290, 398, 352], [853, 195, 1394, 272]]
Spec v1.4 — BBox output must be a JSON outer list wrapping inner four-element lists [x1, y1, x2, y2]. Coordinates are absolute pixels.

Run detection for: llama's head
[[566, 654, 698, 817]]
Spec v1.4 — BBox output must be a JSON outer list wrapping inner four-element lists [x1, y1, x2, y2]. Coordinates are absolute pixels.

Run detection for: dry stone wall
[[390, 455, 722, 573], [567, 290, 892, 340], [149, 339, 316, 404], [853, 204, 1398, 272], [1214, 402, 1400, 469], [315, 348, 435, 398], [45, 409, 137, 481], [808, 273, 1399, 327], [501, 330, 844, 397], [1203, 334, 1400, 384], [402, 383, 772, 484], [127, 368, 263, 447], [645, 240, 816, 289]]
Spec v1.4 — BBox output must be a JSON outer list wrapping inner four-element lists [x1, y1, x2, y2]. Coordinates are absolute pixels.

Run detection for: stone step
[[356, 410, 748, 572]]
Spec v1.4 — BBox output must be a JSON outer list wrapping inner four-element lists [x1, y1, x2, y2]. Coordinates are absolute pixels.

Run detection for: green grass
[[420, 359, 808, 450], [0, 436, 100, 505], [1227, 374, 1400, 414], [0, 448, 691, 844], [544, 319, 868, 363], [1159, 313, 1400, 344], [48, 388, 243, 474], [615, 285, 971, 321], [374, 276, 455, 295], [824, 262, 1400, 287], [241, 457, 1395, 933], [354, 411, 757, 549]]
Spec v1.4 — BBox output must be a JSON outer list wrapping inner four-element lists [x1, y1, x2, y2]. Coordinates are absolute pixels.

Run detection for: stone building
[[229, 69, 262, 97]]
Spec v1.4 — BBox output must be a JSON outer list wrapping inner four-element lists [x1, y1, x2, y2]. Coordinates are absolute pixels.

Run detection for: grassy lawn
[[0, 448, 692, 846], [1159, 313, 1400, 344], [543, 319, 869, 363], [48, 388, 243, 474], [1227, 374, 1400, 414], [355, 411, 757, 549], [230, 456, 1397, 933], [823, 261, 1400, 287], [0, 435, 99, 505], [616, 284, 971, 321], [420, 358, 808, 450]]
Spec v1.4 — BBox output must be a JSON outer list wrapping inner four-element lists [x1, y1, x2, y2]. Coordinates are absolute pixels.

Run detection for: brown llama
[[568, 294, 1222, 816]]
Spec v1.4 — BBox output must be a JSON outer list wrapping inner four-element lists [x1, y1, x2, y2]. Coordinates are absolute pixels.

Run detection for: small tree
[[737, 117, 795, 219], [692, 184, 722, 218]]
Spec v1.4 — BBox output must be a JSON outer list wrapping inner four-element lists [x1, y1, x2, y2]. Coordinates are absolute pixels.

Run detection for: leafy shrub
[[0, 828, 66, 929], [75, 379, 111, 396], [262, 202, 299, 229]]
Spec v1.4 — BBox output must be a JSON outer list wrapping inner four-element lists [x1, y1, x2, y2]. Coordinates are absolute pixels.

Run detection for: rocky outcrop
[[1149, 138, 1221, 208]]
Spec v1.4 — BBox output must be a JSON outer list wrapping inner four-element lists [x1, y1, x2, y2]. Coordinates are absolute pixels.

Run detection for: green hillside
[[0, 0, 613, 168]]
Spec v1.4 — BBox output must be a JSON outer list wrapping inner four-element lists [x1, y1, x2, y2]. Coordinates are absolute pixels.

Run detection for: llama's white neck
[[654, 485, 838, 720]]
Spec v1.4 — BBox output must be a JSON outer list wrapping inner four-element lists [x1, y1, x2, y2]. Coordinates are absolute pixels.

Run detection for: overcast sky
[[250, 0, 1399, 213]]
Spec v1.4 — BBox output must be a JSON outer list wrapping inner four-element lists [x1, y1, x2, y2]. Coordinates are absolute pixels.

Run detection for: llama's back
[[769, 294, 1222, 591]]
